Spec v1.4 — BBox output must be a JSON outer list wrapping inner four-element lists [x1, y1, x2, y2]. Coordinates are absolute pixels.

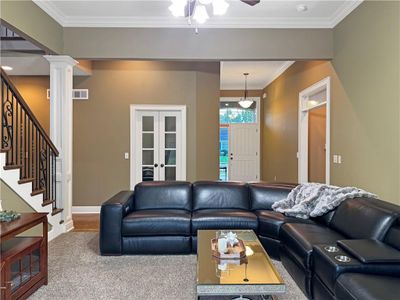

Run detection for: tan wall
[[10, 76, 50, 134], [0, 0, 63, 54], [262, 1, 400, 204], [196, 69, 220, 180], [73, 61, 220, 206]]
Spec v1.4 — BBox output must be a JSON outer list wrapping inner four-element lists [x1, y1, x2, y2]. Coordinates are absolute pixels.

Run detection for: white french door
[[131, 106, 186, 187], [229, 124, 259, 182]]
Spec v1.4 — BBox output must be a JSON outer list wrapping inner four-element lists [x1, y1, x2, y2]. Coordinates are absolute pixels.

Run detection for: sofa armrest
[[337, 239, 400, 263], [100, 191, 134, 255]]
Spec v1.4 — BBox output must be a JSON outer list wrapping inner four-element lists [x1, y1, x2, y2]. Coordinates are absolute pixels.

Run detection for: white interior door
[[229, 124, 259, 181], [132, 107, 186, 186], [135, 111, 160, 182], [159, 111, 182, 181]]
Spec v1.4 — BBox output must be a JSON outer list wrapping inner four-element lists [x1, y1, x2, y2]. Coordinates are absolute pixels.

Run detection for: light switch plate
[[333, 155, 338, 163], [124, 152, 129, 160]]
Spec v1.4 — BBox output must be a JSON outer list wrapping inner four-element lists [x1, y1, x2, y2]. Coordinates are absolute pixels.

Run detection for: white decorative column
[[44, 55, 78, 232]]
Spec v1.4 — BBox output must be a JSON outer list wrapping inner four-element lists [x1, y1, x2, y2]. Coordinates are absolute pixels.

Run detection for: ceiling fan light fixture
[[199, 0, 213, 5], [193, 4, 209, 24], [169, 0, 186, 17], [212, 0, 229, 15]]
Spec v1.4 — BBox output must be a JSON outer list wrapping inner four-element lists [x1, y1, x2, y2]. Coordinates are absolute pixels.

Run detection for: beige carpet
[[30, 232, 307, 300]]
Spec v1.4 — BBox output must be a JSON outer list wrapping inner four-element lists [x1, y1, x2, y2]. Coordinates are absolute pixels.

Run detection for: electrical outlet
[[124, 152, 129, 160]]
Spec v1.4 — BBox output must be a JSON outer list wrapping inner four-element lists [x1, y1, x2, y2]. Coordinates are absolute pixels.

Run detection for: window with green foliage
[[219, 101, 257, 124]]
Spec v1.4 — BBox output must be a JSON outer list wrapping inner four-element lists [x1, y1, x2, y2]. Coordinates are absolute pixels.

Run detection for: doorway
[[130, 105, 186, 188], [298, 77, 330, 184], [219, 97, 260, 181]]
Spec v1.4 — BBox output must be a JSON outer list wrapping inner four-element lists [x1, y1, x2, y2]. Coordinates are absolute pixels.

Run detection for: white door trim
[[298, 77, 331, 184], [130, 105, 187, 189], [220, 97, 261, 181]]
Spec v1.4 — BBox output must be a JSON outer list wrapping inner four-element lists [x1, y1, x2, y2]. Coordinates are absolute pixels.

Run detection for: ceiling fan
[[169, 0, 260, 25]]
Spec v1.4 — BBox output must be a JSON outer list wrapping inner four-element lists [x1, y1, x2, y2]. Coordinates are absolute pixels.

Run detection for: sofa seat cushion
[[256, 210, 315, 239], [335, 273, 400, 300], [122, 209, 191, 237], [191, 209, 257, 235], [280, 223, 345, 269]]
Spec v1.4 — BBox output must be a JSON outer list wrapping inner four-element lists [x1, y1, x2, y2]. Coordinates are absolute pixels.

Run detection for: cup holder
[[324, 246, 339, 253], [335, 255, 351, 263]]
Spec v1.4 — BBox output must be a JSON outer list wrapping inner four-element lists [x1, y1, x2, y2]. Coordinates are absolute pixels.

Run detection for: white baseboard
[[64, 219, 75, 232], [72, 206, 101, 214]]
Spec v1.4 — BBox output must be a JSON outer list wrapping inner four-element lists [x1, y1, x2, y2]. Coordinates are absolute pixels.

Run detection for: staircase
[[1, 69, 64, 240]]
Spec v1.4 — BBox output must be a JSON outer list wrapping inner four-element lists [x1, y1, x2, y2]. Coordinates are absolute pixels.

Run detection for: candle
[[218, 237, 227, 254]]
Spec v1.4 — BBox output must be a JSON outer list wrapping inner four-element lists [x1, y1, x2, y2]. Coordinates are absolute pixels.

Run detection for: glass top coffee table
[[197, 230, 285, 299]]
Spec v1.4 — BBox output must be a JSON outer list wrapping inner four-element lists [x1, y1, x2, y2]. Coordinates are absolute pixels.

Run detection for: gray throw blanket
[[272, 183, 377, 219]]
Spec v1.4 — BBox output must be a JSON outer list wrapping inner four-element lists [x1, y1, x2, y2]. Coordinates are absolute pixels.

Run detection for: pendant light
[[238, 73, 254, 109]]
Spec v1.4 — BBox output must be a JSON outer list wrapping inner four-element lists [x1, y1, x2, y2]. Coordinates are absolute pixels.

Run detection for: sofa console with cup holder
[[100, 181, 400, 300]]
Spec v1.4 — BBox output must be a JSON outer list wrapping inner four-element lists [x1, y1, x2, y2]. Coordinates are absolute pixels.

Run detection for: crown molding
[[33, 0, 66, 26], [33, 0, 363, 29], [262, 61, 295, 88], [221, 61, 295, 90], [329, 0, 363, 28]]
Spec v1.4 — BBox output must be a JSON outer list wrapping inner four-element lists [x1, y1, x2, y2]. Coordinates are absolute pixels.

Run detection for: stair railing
[[1, 69, 59, 211]]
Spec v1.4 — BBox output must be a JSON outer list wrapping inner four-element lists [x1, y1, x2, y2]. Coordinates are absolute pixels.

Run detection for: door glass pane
[[165, 133, 176, 148], [142, 167, 154, 181], [165, 167, 176, 180], [32, 249, 40, 262], [22, 255, 30, 270], [142, 116, 154, 132], [142, 133, 154, 148], [32, 261, 40, 276], [165, 116, 176, 132], [165, 150, 176, 165], [142, 150, 154, 165]]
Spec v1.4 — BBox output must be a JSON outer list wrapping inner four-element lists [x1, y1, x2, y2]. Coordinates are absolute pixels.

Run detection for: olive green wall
[[262, 1, 400, 204], [73, 61, 220, 206], [331, 0, 399, 204], [63, 28, 333, 60], [0, 0, 63, 54]]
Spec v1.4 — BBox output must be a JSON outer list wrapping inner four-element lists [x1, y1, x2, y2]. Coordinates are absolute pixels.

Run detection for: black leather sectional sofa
[[100, 181, 400, 300]]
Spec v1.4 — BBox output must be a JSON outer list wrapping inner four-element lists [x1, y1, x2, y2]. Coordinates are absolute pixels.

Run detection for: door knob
[[160, 164, 165, 168], [154, 163, 158, 167]]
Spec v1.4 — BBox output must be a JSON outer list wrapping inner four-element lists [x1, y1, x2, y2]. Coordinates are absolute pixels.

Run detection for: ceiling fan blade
[[240, 0, 260, 6], [185, 0, 197, 17]]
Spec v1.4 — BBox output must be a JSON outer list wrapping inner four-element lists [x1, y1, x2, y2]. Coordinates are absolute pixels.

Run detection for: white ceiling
[[1, 54, 89, 76], [220, 61, 294, 90], [33, 0, 363, 28]]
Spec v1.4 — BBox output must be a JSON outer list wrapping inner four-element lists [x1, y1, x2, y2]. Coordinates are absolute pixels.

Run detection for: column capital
[[44, 55, 78, 66]]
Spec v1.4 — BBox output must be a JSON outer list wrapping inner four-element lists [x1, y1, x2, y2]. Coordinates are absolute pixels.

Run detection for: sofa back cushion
[[312, 210, 337, 226], [384, 221, 400, 251], [134, 181, 192, 211], [249, 183, 294, 210], [330, 197, 397, 240], [193, 181, 249, 211]]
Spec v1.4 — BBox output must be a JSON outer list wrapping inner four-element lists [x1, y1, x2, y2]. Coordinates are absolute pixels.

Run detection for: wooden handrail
[[1, 69, 59, 155]]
